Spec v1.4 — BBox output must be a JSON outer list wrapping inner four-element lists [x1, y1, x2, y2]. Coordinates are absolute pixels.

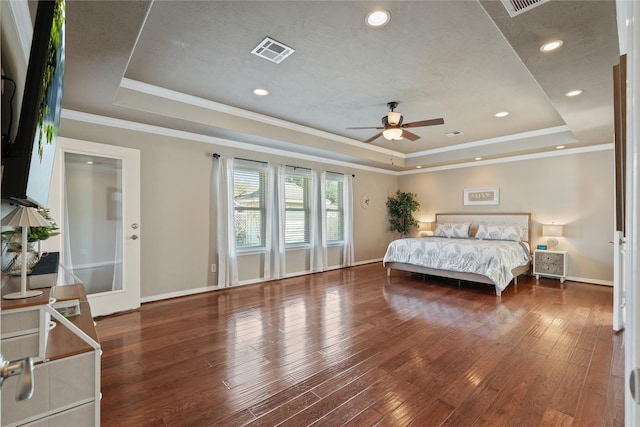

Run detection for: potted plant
[[1, 208, 58, 273], [386, 190, 420, 237]]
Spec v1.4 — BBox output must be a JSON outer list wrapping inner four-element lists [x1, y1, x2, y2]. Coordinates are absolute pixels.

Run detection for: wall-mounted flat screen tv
[[2, 0, 65, 208]]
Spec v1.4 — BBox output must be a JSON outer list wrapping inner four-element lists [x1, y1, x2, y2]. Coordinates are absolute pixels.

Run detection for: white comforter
[[383, 237, 532, 291]]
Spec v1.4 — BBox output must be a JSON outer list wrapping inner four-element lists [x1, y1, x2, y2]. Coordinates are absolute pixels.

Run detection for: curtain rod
[[212, 154, 267, 165], [286, 165, 311, 171], [212, 153, 354, 176], [236, 157, 267, 165], [328, 171, 356, 177]]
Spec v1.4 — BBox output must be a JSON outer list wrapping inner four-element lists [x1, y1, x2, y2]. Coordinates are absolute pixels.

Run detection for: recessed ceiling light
[[253, 88, 269, 96], [540, 40, 563, 52], [86, 161, 94, 165], [565, 89, 584, 97], [494, 111, 509, 118], [366, 10, 390, 27], [475, 157, 482, 161], [416, 165, 422, 169], [556, 145, 565, 149]]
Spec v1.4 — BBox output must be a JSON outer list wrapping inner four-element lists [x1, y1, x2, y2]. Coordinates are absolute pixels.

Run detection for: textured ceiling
[[62, 0, 620, 172]]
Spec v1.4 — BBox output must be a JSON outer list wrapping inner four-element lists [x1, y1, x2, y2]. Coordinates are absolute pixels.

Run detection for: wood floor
[[97, 263, 624, 426]]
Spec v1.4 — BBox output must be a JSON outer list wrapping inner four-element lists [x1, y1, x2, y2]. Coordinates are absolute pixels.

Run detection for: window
[[284, 170, 310, 244], [325, 174, 344, 242], [233, 164, 266, 248]]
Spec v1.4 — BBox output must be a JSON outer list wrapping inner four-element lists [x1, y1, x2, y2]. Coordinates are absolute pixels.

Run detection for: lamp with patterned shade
[[2, 206, 50, 299]]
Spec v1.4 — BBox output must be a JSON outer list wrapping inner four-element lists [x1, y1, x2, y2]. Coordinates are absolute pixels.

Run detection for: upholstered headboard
[[435, 212, 531, 243]]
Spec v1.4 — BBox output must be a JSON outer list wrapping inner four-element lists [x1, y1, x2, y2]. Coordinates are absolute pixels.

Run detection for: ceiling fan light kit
[[347, 101, 445, 143], [383, 128, 403, 141], [387, 111, 402, 126]]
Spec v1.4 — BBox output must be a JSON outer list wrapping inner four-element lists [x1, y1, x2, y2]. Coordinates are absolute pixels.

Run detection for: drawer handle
[[0, 354, 35, 401]]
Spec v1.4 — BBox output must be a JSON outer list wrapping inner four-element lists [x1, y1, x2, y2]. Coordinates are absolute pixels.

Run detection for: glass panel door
[[53, 137, 140, 317], [64, 152, 123, 295]]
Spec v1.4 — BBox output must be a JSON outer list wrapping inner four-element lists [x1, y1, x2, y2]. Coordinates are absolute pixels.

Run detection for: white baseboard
[[140, 285, 218, 303], [565, 276, 613, 287], [353, 258, 383, 266]]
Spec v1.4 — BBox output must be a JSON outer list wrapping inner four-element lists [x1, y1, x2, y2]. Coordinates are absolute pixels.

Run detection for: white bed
[[383, 213, 532, 296]]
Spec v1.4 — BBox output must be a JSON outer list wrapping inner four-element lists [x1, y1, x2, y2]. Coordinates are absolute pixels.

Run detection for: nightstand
[[533, 250, 568, 283]]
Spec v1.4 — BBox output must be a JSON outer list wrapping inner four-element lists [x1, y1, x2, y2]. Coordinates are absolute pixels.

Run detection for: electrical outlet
[[211, 264, 217, 273]]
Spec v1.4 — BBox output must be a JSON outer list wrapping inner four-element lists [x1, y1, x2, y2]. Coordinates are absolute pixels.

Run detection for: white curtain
[[310, 170, 326, 272], [214, 156, 238, 288], [214, 159, 354, 286], [343, 173, 355, 267], [62, 182, 76, 285], [111, 196, 123, 291], [265, 163, 286, 280]]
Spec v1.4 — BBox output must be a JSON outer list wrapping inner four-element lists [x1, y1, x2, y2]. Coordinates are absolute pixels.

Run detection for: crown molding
[[62, 109, 611, 177], [406, 125, 572, 158], [61, 109, 398, 175], [399, 143, 614, 175]]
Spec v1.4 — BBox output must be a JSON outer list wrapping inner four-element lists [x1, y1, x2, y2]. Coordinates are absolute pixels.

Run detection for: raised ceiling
[[60, 0, 619, 172]]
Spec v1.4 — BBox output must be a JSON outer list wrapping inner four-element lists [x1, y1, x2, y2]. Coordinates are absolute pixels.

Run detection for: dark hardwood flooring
[[97, 263, 623, 426]]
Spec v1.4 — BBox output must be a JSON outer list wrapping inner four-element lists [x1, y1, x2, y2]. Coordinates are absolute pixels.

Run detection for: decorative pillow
[[475, 224, 526, 241], [434, 222, 470, 238]]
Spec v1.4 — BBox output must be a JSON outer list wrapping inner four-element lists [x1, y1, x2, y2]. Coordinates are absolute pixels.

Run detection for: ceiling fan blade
[[402, 130, 421, 141], [347, 126, 384, 130], [401, 118, 445, 128], [364, 132, 383, 143]]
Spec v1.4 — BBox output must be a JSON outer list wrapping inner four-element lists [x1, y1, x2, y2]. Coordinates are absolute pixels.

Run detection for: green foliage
[[325, 180, 338, 205], [386, 190, 420, 236], [37, 0, 65, 161]]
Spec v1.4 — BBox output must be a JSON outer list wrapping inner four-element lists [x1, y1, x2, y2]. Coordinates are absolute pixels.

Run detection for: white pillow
[[475, 224, 526, 241], [434, 222, 470, 238]]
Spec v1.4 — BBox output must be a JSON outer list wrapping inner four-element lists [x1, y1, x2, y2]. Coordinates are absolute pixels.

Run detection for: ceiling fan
[[348, 102, 444, 143]]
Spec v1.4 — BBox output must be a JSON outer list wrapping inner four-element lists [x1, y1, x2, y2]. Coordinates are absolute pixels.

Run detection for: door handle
[[631, 368, 640, 404], [0, 354, 35, 401]]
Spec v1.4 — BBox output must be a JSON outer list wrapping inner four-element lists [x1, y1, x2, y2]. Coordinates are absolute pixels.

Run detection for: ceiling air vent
[[501, 0, 548, 17], [251, 37, 295, 64]]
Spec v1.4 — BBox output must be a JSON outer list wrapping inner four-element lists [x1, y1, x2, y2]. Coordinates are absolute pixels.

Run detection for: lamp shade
[[2, 206, 49, 300], [2, 206, 50, 227], [542, 224, 563, 237], [418, 221, 434, 236], [387, 111, 402, 126], [382, 128, 403, 141]]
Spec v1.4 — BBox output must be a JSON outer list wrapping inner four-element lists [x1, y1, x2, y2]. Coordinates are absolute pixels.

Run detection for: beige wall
[[59, 118, 397, 298], [8, 112, 615, 300], [351, 169, 399, 261], [398, 149, 615, 283]]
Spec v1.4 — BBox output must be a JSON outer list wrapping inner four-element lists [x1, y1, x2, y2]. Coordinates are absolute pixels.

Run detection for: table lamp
[[419, 221, 434, 237], [542, 223, 564, 251], [2, 206, 50, 299]]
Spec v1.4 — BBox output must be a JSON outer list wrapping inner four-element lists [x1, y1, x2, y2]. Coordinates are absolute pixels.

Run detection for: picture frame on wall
[[463, 187, 499, 205]]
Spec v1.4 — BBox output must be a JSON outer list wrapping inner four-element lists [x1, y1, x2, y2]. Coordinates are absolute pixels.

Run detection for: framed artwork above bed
[[464, 187, 499, 205]]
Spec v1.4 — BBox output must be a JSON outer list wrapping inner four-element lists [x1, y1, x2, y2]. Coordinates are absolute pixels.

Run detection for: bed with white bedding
[[383, 213, 532, 296]]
